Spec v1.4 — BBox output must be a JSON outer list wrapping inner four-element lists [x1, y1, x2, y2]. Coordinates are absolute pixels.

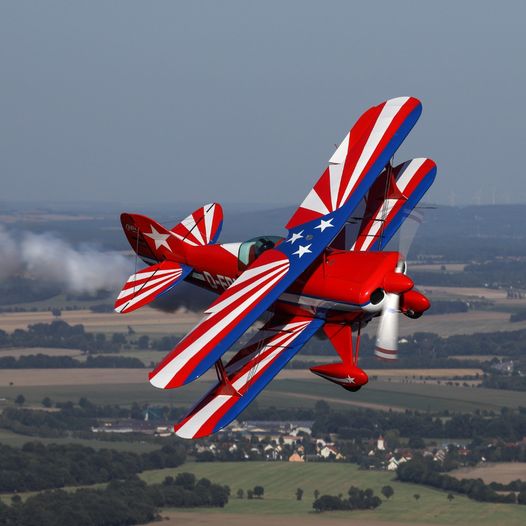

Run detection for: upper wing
[[286, 96, 422, 230], [174, 315, 324, 439], [272, 97, 423, 277], [350, 158, 437, 251], [150, 97, 422, 389]]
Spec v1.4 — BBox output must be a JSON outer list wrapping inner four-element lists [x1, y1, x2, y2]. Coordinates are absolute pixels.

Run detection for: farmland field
[[3, 304, 526, 339], [149, 512, 438, 526], [0, 308, 198, 335], [0, 373, 523, 414], [450, 463, 526, 484], [140, 462, 526, 525]]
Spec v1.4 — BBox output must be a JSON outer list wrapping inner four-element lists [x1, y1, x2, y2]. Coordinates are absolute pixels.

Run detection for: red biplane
[[115, 96, 436, 439]]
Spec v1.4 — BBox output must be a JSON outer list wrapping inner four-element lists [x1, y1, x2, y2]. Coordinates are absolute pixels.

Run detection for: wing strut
[[215, 359, 241, 397]]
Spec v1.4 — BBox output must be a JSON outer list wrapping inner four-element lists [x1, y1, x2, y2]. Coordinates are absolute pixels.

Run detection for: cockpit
[[238, 236, 284, 269]]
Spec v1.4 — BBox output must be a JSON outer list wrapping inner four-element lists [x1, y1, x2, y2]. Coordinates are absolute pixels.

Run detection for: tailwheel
[[310, 322, 369, 391]]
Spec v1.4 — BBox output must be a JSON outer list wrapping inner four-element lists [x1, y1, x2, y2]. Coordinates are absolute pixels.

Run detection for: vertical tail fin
[[171, 203, 223, 247], [120, 203, 223, 264], [120, 213, 184, 264]]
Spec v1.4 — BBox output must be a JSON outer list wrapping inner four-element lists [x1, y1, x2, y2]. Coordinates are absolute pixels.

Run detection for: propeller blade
[[398, 209, 424, 263], [375, 292, 400, 361]]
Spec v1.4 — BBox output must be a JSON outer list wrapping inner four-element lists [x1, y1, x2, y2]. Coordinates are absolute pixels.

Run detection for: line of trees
[[411, 259, 526, 288], [0, 398, 185, 438], [481, 374, 526, 391], [0, 353, 144, 368], [0, 442, 186, 493], [313, 486, 382, 512], [0, 321, 125, 354], [308, 402, 526, 442], [0, 474, 229, 526], [397, 456, 523, 504]]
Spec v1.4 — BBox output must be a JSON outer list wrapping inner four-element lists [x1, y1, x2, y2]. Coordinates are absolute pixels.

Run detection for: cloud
[[0, 226, 22, 279]]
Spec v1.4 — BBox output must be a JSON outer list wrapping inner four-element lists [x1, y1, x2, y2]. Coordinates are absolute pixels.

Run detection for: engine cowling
[[292, 251, 401, 309]]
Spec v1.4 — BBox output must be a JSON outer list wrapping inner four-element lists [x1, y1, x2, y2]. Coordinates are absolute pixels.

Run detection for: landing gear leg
[[310, 322, 369, 391]]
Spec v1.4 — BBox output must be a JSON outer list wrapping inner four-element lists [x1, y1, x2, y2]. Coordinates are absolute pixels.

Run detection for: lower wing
[[149, 249, 291, 388], [174, 315, 324, 439]]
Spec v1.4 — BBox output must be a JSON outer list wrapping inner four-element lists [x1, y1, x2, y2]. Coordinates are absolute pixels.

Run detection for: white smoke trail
[[0, 225, 131, 293], [0, 226, 22, 279]]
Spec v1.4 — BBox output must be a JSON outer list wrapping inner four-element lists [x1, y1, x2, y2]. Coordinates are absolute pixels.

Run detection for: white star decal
[[346, 376, 356, 384], [145, 226, 172, 251], [314, 218, 334, 232], [293, 244, 312, 258], [286, 231, 304, 244]]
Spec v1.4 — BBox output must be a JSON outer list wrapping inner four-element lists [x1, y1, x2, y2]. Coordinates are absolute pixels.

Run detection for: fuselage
[[150, 235, 426, 323]]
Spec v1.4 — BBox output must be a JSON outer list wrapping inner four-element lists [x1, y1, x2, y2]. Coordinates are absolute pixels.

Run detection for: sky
[[1, 1, 525, 207]]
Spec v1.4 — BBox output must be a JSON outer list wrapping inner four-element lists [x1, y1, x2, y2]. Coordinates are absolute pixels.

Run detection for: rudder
[[171, 203, 223, 247]]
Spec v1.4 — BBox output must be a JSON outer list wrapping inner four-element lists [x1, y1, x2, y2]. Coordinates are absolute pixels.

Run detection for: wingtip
[[149, 371, 166, 389]]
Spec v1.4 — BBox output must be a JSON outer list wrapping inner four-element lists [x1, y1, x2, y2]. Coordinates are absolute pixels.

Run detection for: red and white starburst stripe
[[286, 97, 422, 229], [174, 318, 315, 439], [114, 261, 184, 314], [352, 158, 436, 251], [149, 252, 290, 389], [172, 203, 223, 247]]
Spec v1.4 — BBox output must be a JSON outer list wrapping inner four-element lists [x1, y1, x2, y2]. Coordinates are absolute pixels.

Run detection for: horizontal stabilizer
[[114, 260, 192, 314]]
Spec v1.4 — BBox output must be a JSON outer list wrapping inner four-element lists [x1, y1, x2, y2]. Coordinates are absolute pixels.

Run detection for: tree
[[253, 485, 264, 499], [137, 335, 150, 349], [314, 489, 320, 500], [315, 400, 330, 414], [413, 494, 420, 502], [175, 473, 196, 490], [41, 396, 52, 408], [51, 308, 61, 318], [296, 488, 304, 501], [447, 493, 455, 503], [247, 489, 254, 500], [381, 485, 394, 500], [111, 333, 126, 345], [408, 436, 426, 449], [15, 394, 25, 406], [313, 495, 346, 512], [518, 490, 526, 505], [385, 429, 401, 449], [237, 489, 244, 499]]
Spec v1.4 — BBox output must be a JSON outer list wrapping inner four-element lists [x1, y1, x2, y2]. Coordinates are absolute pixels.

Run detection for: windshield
[[238, 236, 284, 268]]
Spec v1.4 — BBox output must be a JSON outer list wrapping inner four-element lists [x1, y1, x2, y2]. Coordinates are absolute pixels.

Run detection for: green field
[[118, 350, 333, 367], [0, 381, 208, 407], [268, 379, 526, 412], [140, 461, 526, 525], [1, 376, 524, 414]]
